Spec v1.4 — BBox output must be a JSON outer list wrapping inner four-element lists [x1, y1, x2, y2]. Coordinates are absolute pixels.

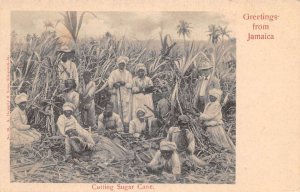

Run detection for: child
[[81, 71, 96, 130], [129, 108, 150, 138], [199, 88, 235, 152]]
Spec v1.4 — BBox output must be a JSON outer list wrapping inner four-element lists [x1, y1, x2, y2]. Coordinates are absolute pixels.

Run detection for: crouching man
[[146, 140, 181, 180], [167, 115, 207, 173], [57, 102, 95, 161]]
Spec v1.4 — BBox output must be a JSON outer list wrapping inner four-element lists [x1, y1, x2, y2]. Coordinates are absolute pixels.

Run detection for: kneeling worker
[[57, 102, 95, 160], [147, 140, 181, 179]]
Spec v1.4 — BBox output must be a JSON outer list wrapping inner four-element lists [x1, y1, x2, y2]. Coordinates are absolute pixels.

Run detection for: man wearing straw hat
[[10, 93, 41, 146], [57, 45, 79, 91], [193, 60, 220, 113], [107, 56, 133, 130], [57, 102, 95, 160]]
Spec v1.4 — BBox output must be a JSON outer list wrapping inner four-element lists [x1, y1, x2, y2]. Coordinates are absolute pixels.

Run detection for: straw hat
[[197, 60, 213, 70]]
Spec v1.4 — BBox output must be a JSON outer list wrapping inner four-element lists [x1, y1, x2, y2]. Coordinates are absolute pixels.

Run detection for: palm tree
[[219, 26, 231, 42], [59, 11, 97, 43], [43, 20, 54, 31], [207, 24, 220, 45], [177, 20, 192, 50]]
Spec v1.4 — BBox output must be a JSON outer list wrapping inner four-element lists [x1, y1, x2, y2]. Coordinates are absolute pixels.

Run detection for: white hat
[[117, 56, 129, 65], [135, 63, 147, 74], [15, 93, 28, 105], [59, 45, 73, 53], [63, 102, 75, 111], [136, 107, 146, 115]]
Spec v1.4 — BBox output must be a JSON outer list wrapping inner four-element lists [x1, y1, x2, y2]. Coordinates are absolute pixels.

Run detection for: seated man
[[97, 102, 124, 141], [10, 93, 41, 147], [147, 140, 181, 180], [129, 108, 150, 138], [57, 102, 95, 161], [167, 115, 207, 170]]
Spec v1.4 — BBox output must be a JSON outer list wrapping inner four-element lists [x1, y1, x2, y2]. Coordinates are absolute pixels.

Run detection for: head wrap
[[136, 107, 146, 115], [160, 140, 177, 151], [178, 115, 189, 124], [63, 102, 75, 112], [59, 45, 73, 53], [197, 60, 213, 70], [135, 63, 147, 74], [117, 56, 129, 65], [15, 93, 28, 105], [209, 88, 223, 101]]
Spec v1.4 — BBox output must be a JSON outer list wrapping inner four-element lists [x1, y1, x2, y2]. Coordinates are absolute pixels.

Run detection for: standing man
[[80, 71, 96, 130], [107, 56, 133, 131], [57, 46, 79, 91], [193, 60, 220, 112]]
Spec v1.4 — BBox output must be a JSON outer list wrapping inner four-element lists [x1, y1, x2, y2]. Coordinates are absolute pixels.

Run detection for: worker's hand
[[119, 81, 126, 86], [113, 82, 120, 88]]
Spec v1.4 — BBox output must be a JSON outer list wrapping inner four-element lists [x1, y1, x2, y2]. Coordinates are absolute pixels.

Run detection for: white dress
[[131, 76, 154, 119], [10, 107, 41, 146]]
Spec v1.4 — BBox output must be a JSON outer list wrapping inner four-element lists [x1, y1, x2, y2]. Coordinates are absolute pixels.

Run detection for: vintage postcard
[[0, 0, 299, 192]]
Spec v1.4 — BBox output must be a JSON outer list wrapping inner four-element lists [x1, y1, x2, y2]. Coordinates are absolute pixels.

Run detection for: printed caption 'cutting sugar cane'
[[243, 13, 279, 41], [92, 184, 155, 191]]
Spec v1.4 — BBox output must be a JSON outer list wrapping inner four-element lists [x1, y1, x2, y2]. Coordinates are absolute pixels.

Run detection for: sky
[[11, 11, 235, 41]]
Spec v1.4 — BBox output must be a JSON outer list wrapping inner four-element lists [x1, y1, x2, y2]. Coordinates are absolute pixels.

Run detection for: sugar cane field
[[10, 11, 236, 183]]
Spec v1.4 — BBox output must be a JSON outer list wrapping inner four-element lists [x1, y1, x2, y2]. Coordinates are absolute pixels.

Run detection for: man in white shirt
[[193, 61, 220, 112], [57, 46, 79, 91]]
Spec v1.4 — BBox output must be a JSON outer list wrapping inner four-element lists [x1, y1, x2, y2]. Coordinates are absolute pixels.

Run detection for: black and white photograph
[[10, 11, 236, 183]]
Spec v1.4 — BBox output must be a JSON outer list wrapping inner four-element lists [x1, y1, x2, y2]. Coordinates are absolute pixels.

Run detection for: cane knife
[[118, 86, 124, 126]]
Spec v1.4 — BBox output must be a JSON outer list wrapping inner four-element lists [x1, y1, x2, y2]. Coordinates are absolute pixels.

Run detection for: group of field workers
[[10, 46, 235, 179]]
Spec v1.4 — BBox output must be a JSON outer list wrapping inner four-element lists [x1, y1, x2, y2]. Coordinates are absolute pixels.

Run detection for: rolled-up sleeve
[[56, 115, 66, 136], [200, 103, 221, 121]]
